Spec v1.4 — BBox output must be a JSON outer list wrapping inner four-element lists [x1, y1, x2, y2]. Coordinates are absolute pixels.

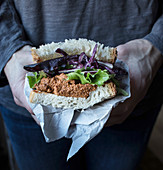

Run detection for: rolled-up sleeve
[[0, 0, 32, 76], [144, 2, 163, 55]]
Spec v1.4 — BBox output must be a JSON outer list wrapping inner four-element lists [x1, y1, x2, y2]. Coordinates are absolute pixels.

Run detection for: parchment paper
[[24, 60, 130, 160]]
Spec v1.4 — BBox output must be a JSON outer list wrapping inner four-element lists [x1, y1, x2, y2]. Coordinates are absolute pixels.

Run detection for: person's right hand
[[4, 45, 40, 124]]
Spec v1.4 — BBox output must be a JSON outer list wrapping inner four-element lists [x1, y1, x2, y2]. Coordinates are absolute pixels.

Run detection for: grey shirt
[[0, 0, 163, 117]]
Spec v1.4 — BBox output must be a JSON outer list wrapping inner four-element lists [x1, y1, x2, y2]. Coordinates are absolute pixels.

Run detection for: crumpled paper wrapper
[[24, 60, 130, 160]]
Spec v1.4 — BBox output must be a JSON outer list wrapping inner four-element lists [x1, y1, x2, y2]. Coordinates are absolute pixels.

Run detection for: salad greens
[[67, 69, 114, 86], [27, 71, 46, 88]]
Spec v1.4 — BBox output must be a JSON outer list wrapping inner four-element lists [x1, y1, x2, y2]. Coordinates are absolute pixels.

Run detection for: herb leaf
[[116, 87, 129, 96], [67, 69, 114, 86], [27, 71, 46, 88]]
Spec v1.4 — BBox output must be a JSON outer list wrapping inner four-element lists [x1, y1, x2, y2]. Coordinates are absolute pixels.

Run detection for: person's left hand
[[105, 39, 163, 127]]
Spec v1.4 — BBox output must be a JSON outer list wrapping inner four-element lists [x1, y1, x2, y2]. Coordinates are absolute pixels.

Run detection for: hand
[[105, 39, 163, 127], [4, 45, 40, 124]]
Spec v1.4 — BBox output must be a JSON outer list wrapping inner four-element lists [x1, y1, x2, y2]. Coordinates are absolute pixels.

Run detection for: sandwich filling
[[34, 73, 96, 98], [24, 44, 128, 99]]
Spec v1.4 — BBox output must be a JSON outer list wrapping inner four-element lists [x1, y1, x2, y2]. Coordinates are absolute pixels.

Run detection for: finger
[[105, 109, 127, 127], [14, 94, 33, 114], [23, 98, 40, 125], [110, 101, 129, 117], [20, 94, 34, 115], [13, 96, 24, 107], [20, 92, 41, 125], [13, 86, 40, 123], [14, 94, 40, 125], [105, 98, 135, 127], [105, 116, 124, 127], [105, 109, 130, 127], [31, 114, 40, 126]]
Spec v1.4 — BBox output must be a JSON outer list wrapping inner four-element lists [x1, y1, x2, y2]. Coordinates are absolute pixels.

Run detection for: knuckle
[[13, 96, 21, 106], [117, 46, 128, 57], [116, 116, 126, 125]]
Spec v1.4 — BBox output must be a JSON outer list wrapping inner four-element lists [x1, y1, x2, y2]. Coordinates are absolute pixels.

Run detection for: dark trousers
[[0, 104, 161, 170]]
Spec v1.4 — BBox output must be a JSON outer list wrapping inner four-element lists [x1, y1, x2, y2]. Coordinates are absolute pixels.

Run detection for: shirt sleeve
[[0, 0, 32, 80], [144, 2, 163, 55]]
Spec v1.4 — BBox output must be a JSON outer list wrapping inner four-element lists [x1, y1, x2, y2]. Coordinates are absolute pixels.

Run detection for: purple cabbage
[[85, 44, 98, 69], [24, 44, 122, 76]]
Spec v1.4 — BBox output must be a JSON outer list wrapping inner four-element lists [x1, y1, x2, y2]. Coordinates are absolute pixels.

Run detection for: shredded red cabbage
[[24, 44, 127, 77]]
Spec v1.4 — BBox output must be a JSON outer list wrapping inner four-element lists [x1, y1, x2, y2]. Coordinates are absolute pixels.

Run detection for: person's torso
[[0, 0, 162, 119], [14, 0, 160, 46]]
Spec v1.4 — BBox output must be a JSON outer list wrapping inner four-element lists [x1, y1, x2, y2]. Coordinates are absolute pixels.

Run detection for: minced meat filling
[[34, 73, 97, 98]]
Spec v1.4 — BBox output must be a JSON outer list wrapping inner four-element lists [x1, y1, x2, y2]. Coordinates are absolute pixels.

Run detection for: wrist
[[144, 33, 163, 57], [142, 39, 163, 64]]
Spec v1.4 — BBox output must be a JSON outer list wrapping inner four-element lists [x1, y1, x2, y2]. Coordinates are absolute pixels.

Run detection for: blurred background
[[0, 105, 163, 170]]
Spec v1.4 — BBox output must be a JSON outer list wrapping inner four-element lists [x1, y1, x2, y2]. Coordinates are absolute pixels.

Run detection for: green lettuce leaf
[[67, 69, 115, 86], [66, 70, 90, 84], [27, 71, 46, 88]]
